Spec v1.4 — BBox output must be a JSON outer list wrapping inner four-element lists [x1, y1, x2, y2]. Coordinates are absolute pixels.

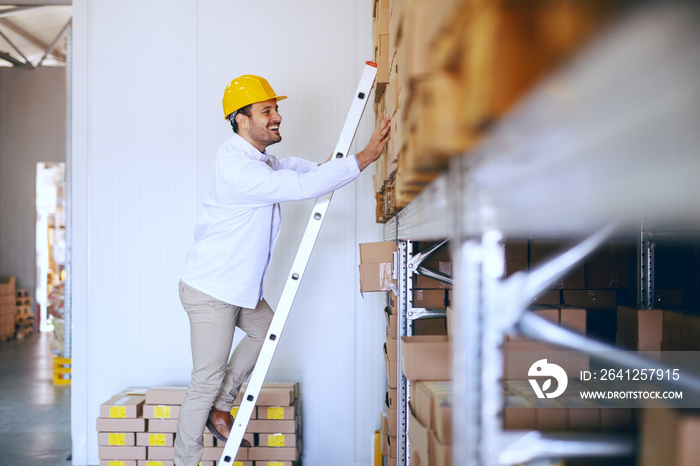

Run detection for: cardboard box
[[135, 432, 174, 447], [414, 261, 452, 289], [640, 407, 700, 466], [502, 240, 528, 261], [247, 419, 297, 433], [537, 408, 567, 431], [98, 446, 147, 461], [503, 340, 589, 379], [98, 432, 136, 446], [256, 403, 297, 420], [145, 387, 187, 406], [562, 290, 617, 310], [388, 435, 397, 460], [663, 310, 684, 345], [413, 289, 446, 309], [446, 306, 453, 340], [96, 418, 147, 433], [102, 462, 137, 466], [432, 430, 453, 466], [234, 387, 295, 406], [432, 385, 453, 444], [505, 307, 558, 342], [385, 396, 398, 439], [257, 433, 297, 447], [400, 335, 451, 381], [143, 404, 180, 419], [385, 353, 397, 388], [504, 408, 536, 430], [412, 317, 446, 336], [532, 289, 561, 306], [386, 388, 397, 410], [359, 241, 396, 292], [530, 240, 586, 288], [617, 306, 663, 345], [408, 409, 430, 465], [147, 419, 178, 433], [146, 446, 174, 460], [375, 52, 390, 85], [100, 394, 146, 419], [136, 461, 174, 466], [248, 446, 300, 461], [503, 260, 528, 279], [381, 411, 389, 456], [201, 445, 247, 461], [385, 308, 397, 340], [359, 263, 394, 292], [384, 338, 397, 362], [559, 306, 587, 334]]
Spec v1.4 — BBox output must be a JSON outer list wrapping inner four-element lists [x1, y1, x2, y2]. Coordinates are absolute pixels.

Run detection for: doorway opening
[[35, 162, 66, 336]]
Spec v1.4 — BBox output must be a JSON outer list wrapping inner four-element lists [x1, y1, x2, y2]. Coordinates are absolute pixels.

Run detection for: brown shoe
[[206, 408, 251, 447]]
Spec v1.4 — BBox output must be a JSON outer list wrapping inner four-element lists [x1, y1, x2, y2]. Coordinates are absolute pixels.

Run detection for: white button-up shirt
[[181, 133, 361, 308]]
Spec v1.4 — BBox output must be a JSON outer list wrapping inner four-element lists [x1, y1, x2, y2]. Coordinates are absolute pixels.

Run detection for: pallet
[[15, 314, 34, 325], [16, 305, 33, 316]]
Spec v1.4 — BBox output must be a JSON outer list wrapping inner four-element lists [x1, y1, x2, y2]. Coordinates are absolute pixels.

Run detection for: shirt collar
[[230, 132, 269, 163]]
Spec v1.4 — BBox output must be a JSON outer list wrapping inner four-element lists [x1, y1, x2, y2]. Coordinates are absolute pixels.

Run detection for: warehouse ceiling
[[0, 4, 72, 68]]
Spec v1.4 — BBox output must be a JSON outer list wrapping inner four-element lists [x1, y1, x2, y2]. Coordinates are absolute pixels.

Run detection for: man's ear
[[236, 112, 249, 131]]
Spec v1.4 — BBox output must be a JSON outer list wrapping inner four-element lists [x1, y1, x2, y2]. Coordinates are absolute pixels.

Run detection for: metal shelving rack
[[391, 239, 452, 465], [383, 2, 700, 465]]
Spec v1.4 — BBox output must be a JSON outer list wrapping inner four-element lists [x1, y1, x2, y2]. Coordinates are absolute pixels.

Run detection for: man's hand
[[356, 114, 391, 171]]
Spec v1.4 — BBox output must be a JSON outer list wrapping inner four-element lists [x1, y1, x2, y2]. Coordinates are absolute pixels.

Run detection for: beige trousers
[[174, 280, 273, 466]]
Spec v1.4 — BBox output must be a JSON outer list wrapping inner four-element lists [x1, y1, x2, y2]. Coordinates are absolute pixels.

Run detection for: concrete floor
[[0, 331, 72, 465]]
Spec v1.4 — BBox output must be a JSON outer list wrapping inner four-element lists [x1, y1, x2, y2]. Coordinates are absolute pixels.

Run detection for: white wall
[[71, 1, 385, 465], [0, 67, 66, 297]]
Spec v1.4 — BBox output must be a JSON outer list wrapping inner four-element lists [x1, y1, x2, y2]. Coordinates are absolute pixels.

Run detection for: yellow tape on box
[[108, 433, 125, 445], [149, 434, 166, 446], [268, 433, 285, 447], [267, 407, 284, 419], [154, 406, 171, 418]]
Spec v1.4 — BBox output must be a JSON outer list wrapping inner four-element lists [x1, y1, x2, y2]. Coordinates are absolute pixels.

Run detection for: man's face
[[242, 99, 282, 151]]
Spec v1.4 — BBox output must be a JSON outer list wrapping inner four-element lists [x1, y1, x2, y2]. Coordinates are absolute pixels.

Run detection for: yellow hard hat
[[222, 74, 287, 119]]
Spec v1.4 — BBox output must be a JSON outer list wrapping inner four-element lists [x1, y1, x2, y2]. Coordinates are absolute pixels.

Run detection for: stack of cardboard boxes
[[372, 0, 615, 223], [640, 405, 700, 466], [15, 288, 34, 339], [0, 276, 16, 341], [617, 306, 700, 352], [97, 383, 300, 466]]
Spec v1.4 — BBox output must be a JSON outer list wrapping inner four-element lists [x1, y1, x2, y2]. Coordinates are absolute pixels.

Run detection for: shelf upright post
[[453, 236, 486, 465], [481, 231, 506, 466], [396, 239, 412, 465], [639, 221, 655, 309]]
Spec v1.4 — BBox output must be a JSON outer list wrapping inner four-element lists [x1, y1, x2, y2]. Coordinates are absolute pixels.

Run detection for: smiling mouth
[[269, 125, 280, 133]]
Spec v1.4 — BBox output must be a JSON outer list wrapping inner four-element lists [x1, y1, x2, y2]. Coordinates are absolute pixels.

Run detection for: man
[[174, 74, 390, 465]]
